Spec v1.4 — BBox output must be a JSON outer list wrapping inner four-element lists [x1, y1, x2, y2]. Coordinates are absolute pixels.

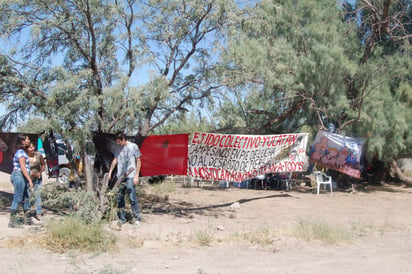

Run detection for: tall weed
[[292, 218, 352, 244], [43, 215, 117, 253], [230, 225, 277, 246]]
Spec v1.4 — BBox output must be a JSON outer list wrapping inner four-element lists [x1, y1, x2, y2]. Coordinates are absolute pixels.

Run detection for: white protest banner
[[188, 132, 308, 182]]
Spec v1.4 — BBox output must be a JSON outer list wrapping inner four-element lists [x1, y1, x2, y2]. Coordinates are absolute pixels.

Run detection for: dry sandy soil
[[0, 171, 412, 274]]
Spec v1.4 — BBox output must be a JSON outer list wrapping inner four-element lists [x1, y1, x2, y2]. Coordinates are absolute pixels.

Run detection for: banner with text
[[308, 130, 364, 178], [188, 132, 308, 182]]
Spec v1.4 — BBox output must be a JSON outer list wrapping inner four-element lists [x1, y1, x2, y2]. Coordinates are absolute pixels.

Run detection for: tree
[[131, 0, 237, 136], [0, 0, 238, 190], [216, 0, 359, 136], [215, 0, 412, 183], [0, 0, 237, 135], [14, 118, 54, 142], [344, 0, 412, 183], [347, 0, 412, 63]]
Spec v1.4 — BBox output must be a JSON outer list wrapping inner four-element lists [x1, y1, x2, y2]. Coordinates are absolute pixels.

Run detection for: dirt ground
[[0, 171, 412, 274]]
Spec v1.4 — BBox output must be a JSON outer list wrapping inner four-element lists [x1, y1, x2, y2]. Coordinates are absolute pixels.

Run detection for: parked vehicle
[[38, 137, 72, 184], [39, 136, 95, 185]]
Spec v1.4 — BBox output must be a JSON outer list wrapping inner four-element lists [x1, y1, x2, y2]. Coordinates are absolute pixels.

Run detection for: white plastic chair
[[313, 171, 333, 195], [255, 175, 266, 189]]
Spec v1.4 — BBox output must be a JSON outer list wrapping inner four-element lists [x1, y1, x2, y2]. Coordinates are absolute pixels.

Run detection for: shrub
[[292, 218, 352, 244], [230, 225, 277, 246], [191, 226, 214, 246], [41, 184, 79, 210], [43, 215, 117, 253], [41, 184, 102, 224]]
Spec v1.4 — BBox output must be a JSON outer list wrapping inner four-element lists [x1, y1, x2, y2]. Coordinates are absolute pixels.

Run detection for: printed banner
[[308, 130, 364, 178], [0, 133, 39, 174], [188, 132, 308, 182], [93, 133, 188, 177]]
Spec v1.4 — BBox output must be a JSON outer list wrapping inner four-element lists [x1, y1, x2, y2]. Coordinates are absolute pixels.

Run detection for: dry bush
[[230, 225, 278, 246], [292, 218, 353, 244], [40, 215, 117, 253], [147, 180, 176, 194], [191, 226, 215, 246]]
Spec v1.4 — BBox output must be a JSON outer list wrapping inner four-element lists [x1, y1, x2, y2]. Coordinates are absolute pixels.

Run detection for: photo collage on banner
[[308, 130, 364, 178]]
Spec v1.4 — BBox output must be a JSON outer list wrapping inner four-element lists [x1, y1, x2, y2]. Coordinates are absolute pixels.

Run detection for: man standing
[[108, 132, 142, 225]]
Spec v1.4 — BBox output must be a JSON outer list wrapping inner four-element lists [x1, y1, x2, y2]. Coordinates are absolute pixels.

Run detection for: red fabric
[[140, 134, 188, 176]]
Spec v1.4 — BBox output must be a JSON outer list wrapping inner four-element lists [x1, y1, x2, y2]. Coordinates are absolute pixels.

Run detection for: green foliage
[[1, 0, 411, 171], [103, 190, 122, 222], [154, 111, 215, 134], [348, 47, 412, 162], [217, 0, 359, 134], [0, 0, 239, 137], [16, 117, 52, 134], [73, 191, 102, 224], [216, 0, 412, 166], [41, 184, 80, 211], [42, 184, 101, 224]]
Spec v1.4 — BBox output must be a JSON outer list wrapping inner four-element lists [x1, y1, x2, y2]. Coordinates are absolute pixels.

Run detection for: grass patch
[[117, 233, 145, 249], [350, 220, 376, 237], [350, 218, 397, 236], [2, 235, 39, 249], [41, 215, 117, 253], [231, 226, 276, 246], [96, 265, 130, 274], [96, 265, 127, 274], [0, 194, 12, 208], [191, 226, 215, 246], [148, 180, 176, 194], [292, 218, 352, 244]]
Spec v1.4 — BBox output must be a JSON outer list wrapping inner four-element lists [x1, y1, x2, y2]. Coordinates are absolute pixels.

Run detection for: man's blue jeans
[[10, 170, 30, 211], [117, 177, 141, 221], [33, 177, 42, 215]]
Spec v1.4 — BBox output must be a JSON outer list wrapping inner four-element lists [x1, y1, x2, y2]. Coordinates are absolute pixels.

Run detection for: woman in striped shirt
[[9, 134, 33, 228]]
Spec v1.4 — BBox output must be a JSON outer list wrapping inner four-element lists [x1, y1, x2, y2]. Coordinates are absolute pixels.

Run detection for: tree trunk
[[97, 173, 109, 213], [80, 146, 94, 192], [391, 159, 412, 186]]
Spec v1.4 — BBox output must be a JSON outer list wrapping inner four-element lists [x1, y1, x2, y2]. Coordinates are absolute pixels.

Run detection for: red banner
[[140, 134, 188, 176], [93, 133, 188, 177]]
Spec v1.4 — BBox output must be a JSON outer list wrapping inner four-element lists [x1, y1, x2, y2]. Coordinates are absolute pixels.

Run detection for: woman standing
[[9, 134, 33, 228], [28, 142, 45, 221]]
